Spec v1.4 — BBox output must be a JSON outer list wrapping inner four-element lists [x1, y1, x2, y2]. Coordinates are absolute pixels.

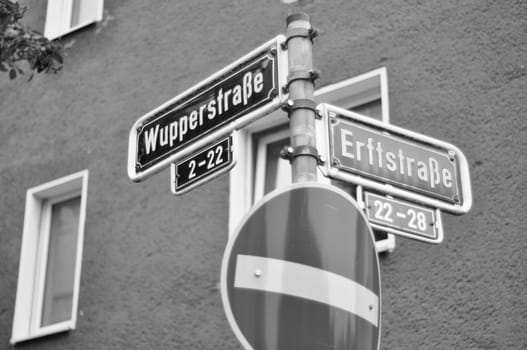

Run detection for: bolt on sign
[[315, 103, 472, 215], [128, 35, 288, 182]]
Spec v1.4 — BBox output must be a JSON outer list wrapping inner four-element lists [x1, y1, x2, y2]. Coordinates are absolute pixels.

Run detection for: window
[[229, 68, 395, 252], [44, 0, 104, 40], [10, 170, 89, 344], [253, 126, 291, 201]]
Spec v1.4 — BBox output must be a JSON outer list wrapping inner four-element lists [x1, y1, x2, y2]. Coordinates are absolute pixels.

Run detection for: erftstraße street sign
[[128, 35, 288, 181], [316, 103, 472, 215]]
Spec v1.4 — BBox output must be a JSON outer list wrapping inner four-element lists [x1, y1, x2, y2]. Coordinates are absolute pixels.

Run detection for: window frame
[[228, 67, 395, 252], [253, 127, 291, 202], [10, 170, 89, 344], [44, 0, 104, 40]]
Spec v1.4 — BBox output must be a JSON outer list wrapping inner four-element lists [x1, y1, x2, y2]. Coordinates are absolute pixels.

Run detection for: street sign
[[221, 183, 381, 350], [315, 103, 472, 215], [128, 35, 288, 181], [361, 191, 443, 244], [170, 136, 235, 195]]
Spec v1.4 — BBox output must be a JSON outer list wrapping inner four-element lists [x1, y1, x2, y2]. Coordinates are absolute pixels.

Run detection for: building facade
[[1, 0, 526, 349]]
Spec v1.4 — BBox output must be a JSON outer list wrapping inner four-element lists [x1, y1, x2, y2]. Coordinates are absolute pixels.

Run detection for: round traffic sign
[[221, 183, 381, 350]]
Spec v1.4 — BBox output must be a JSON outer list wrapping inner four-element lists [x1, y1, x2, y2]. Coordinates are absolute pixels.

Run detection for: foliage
[[0, 0, 64, 81]]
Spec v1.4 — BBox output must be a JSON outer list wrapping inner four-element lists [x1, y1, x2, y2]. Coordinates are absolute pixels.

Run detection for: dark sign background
[[136, 50, 277, 171], [175, 137, 232, 191]]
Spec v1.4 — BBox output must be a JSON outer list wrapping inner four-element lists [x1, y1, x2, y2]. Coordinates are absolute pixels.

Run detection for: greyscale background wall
[[1, 0, 526, 349]]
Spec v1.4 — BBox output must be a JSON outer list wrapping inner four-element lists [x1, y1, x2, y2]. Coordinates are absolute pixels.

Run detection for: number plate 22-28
[[364, 191, 443, 243]]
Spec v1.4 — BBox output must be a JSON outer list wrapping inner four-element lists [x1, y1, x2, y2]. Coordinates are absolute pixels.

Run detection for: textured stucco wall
[[1, 0, 526, 349]]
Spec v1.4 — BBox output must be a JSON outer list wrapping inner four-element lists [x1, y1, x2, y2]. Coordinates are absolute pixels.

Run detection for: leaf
[[52, 52, 63, 64], [0, 2, 64, 80]]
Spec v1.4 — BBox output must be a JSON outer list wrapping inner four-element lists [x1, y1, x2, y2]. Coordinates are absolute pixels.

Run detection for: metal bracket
[[281, 27, 320, 50], [282, 68, 320, 93], [281, 98, 317, 115], [280, 145, 325, 165]]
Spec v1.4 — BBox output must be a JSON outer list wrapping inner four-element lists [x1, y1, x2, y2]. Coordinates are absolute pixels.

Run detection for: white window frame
[[228, 67, 395, 252], [10, 170, 89, 344], [253, 127, 292, 201], [44, 0, 104, 40]]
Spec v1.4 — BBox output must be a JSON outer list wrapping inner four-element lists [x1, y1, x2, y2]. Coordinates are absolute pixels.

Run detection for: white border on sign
[[315, 103, 472, 215], [220, 182, 381, 350], [368, 209, 444, 244], [128, 35, 289, 182], [170, 134, 237, 195], [139, 55, 274, 171], [357, 187, 444, 244], [330, 118, 460, 203]]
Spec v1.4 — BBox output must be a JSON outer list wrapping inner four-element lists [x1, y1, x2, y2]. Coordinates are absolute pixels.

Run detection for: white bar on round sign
[[234, 254, 379, 327]]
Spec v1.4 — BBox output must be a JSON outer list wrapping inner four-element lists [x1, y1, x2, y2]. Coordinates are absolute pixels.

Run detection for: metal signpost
[[221, 183, 381, 350], [315, 103, 472, 215], [128, 35, 288, 182], [170, 135, 235, 195], [281, 13, 319, 183]]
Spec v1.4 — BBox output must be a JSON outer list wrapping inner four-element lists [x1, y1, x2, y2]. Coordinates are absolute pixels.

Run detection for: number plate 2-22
[[171, 136, 234, 195], [364, 192, 443, 244]]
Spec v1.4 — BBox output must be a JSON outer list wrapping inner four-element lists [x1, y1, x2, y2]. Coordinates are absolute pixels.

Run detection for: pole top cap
[[286, 12, 311, 26]]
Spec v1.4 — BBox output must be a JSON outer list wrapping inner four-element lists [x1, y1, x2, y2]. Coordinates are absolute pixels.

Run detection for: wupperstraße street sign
[[128, 35, 288, 181]]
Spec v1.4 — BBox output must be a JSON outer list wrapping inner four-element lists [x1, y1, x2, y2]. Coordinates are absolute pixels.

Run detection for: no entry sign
[[221, 183, 381, 350]]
